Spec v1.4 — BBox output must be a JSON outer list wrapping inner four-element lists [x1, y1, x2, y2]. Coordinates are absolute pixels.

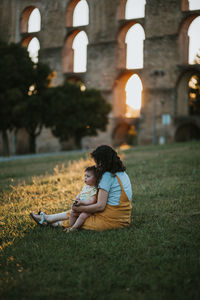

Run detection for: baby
[[67, 165, 98, 232]]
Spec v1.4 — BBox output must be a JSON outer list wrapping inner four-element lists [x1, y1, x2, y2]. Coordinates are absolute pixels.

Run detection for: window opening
[[125, 0, 146, 19], [188, 16, 200, 64], [72, 31, 88, 72], [188, 75, 200, 115], [28, 8, 41, 32], [189, 0, 200, 10], [125, 74, 143, 118], [73, 0, 89, 26], [27, 37, 40, 63], [125, 24, 145, 69]]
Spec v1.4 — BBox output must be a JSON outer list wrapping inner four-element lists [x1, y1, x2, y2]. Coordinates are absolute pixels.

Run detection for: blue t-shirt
[[98, 171, 132, 206]]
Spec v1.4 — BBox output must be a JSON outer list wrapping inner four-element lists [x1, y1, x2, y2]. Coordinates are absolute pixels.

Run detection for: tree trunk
[[1, 130, 10, 157], [29, 134, 36, 154], [74, 135, 82, 149]]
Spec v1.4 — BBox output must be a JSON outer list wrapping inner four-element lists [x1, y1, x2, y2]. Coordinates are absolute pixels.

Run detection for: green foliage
[[45, 82, 111, 147], [0, 40, 52, 154], [0, 40, 34, 132], [0, 142, 200, 299]]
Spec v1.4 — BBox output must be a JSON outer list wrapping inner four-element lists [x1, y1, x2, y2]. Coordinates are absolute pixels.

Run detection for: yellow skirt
[[62, 174, 132, 231]]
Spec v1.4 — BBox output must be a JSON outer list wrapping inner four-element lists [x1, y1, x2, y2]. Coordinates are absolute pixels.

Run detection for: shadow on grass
[[1, 212, 200, 300]]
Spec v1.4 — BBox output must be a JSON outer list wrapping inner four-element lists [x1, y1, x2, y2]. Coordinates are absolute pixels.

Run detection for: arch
[[125, 23, 145, 69], [73, 0, 89, 26], [20, 6, 41, 33], [188, 16, 200, 64], [125, 74, 143, 117], [72, 31, 88, 72], [62, 30, 88, 73], [27, 37, 40, 63], [178, 14, 200, 64], [28, 8, 41, 32], [117, 21, 137, 69], [66, 0, 89, 27], [113, 71, 143, 118], [62, 30, 80, 73], [176, 70, 200, 116], [125, 0, 146, 19], [182, 0, 200, 11]]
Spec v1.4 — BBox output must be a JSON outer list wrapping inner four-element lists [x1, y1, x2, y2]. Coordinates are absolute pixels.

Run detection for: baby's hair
[[85, 165, 97, 174], [85, 165, 99, 187]]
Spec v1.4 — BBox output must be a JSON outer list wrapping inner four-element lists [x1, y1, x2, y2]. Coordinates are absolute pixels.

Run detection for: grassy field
[[0, 142, 200, 300]]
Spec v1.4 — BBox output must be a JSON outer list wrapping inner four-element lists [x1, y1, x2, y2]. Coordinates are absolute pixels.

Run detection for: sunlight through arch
[[189, 0, 200, 10], [125, 24, 145, 69], [125, 74, 143, 118], [28, 8, 41, 33], [27, 37, 40, 63], [125, 0, 146, 19], [188, 16, 200, 64], [73, 0, 89, 26], [72, 31, 88, 72]]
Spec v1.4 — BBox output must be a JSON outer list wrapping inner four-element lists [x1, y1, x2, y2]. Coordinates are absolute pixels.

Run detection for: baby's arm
[[75, 195, 97, 206]]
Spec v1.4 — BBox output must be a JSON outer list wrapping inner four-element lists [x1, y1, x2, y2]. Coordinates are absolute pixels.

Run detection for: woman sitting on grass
[[30, 145, 132, 231]]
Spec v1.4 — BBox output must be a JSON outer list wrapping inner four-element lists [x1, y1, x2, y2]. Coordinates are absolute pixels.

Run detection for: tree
[[13, 63, 52, 153], [0, 40, 52, 155], [0, 40, 34, 156], [44, 82, 111, 148]]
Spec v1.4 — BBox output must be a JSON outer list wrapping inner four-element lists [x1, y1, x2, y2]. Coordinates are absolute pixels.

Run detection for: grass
[[0, 142, 200, 300]]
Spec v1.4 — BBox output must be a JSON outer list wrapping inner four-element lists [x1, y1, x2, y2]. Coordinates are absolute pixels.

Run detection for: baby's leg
[[69, 210, 80, 227], [72, 212, 91, 229]]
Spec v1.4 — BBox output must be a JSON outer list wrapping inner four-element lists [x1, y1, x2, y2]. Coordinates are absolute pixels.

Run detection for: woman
[[30, 145, 132, 231]]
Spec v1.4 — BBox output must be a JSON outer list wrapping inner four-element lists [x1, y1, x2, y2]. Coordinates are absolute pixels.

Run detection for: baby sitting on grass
[[67, 165, 98, 232], [30, 165, 98, 231]]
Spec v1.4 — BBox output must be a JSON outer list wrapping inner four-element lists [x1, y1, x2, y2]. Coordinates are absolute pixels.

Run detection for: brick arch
[[117, 0, 126, 20], [66, 0, 89, 27], [178, 14, 200, 64], [117, 21, 138, 69], [20, 6, 36, 33], [181, 0, 189, 11], [113, 71, 142, 117], [62, 30, 81, 73], [176, 69, 200, 116], [21, 35, 34, 47]]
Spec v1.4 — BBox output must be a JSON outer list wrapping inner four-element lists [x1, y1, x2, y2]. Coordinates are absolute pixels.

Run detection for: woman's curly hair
[[90, 145, 126, 184]]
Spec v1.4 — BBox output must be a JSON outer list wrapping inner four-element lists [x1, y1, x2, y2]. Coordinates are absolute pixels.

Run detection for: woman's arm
[[76, 195, 97, 206], [72, 189, 108, 214]]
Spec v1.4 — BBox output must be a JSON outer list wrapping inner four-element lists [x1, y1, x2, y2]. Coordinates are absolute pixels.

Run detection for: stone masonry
[[0, 0, 200, 154]]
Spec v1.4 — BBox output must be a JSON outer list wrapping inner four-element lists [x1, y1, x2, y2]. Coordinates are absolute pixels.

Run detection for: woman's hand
[[71, 189, 108, 214]]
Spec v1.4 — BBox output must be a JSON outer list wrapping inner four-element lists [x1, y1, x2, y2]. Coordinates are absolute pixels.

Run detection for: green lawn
[[0, 142, 200, 300]]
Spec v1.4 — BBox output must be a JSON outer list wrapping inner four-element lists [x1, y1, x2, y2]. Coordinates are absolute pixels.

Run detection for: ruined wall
[[0, 0, 200, 155]]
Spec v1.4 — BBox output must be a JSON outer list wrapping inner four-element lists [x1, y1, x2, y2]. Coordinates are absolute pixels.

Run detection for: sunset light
[[188, 16, 200, 64], [125, 74, 143, 118]]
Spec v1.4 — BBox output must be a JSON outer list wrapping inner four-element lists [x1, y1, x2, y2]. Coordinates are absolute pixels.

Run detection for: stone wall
[[0, 0, 200, 155]]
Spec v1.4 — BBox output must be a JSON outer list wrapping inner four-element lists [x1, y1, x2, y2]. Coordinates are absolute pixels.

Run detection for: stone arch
[[175, 123, 200, 142], [117, 21, 137, 69], [181, 0, 189, 11], [117, 0, 126, 20], [62, 30, 81, 73], [113, 71, 143, 118], [72, 31, 88, 72], [178, 14, 200, 64], [66, 0, 89, 27], [22, 36, 40, 63], [125, 23, 145, 69], [20, 6, 41, 33], [112, 120, 131, 146], [176, 69, 200, 116]]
